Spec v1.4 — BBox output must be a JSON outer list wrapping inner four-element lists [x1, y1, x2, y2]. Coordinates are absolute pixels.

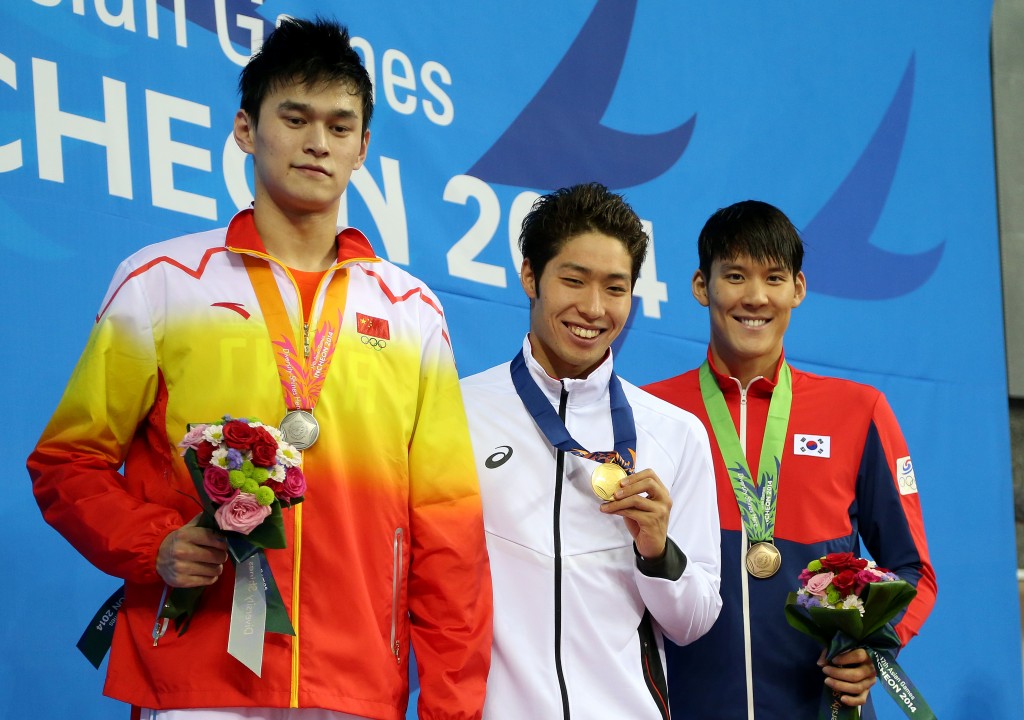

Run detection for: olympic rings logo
[[360, 335, 387, 350]]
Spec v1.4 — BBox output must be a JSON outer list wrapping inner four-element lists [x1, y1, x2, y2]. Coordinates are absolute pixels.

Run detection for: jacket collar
[[521, 334, 614, 407], [224, 208, 378, 265], [706, 347, 784, 398]]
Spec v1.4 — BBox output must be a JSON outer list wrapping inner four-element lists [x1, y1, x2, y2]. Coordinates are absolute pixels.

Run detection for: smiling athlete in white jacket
[[461, 184, 722, 720]]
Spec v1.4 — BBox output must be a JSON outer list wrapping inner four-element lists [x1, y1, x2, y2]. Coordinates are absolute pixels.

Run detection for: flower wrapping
[[784, 553, 935, 719], [159, 417, 305, 669]]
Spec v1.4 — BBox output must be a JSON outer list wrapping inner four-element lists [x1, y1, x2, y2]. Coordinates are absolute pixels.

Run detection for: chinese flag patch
[[357, 312, 390, 340]]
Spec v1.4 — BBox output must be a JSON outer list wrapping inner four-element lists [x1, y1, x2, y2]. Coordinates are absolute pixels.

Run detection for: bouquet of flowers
[[785, 553, 934, 719], [157, 416, 306, 675]]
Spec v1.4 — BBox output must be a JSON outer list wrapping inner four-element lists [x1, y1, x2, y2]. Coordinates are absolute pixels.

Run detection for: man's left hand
[[820, 648, 877, 706], [599, 469, 670, 560]]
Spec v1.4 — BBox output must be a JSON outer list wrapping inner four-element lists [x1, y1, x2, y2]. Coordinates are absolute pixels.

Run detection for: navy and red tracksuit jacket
[[644, 352, 936, 720]]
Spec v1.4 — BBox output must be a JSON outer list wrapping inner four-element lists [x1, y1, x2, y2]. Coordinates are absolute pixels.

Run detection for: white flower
[[841, 595, 866, 616], [277, 445, 302, 468], [204, 424, 225, 444], [211, 447, 230, 468], [270, 464, 286, 483]]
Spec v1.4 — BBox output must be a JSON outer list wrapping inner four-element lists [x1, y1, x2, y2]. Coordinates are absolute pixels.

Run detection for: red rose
[[820, 552, 867, 573], [250, 428, 279, 467], [222, 420, 258, 450], [831, 569, 857, 595], [194, 442, 214, 468]]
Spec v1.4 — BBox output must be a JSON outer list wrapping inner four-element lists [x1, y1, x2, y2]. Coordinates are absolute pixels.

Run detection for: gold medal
[[279, 409, 320, 450], [745, 542, 782, 578], [591, 462, 626, 501]]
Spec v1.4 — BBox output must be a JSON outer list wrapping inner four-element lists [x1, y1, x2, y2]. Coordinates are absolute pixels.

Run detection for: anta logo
[[485, 445, 513, 469], [211, 301, 250, 319]]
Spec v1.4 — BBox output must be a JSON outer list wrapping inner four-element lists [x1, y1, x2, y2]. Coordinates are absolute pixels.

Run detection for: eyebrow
[[558, 261, 631, 283], [720, 261, 789, 273], [276, 100, 360, 121]]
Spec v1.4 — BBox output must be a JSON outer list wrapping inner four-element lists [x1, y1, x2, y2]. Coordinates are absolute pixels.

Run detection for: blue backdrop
[[1, 2, 1018, 718]]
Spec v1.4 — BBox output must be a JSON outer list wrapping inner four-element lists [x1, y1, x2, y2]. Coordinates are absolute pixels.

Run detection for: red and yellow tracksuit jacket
[[28, 209, 492, 720]]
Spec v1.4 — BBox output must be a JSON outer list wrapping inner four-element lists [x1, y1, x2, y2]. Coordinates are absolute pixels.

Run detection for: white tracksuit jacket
[[461, 339, 722, 719]]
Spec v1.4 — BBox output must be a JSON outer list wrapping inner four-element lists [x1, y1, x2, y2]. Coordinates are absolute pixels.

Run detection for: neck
[[252, 199, 340, 272]]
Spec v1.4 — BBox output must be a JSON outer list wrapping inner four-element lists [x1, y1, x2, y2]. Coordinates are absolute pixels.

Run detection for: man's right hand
[[156, 515, 228, 588]]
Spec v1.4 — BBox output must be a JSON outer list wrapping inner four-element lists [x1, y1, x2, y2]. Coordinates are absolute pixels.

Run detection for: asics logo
[[485, 445, 513, 469]]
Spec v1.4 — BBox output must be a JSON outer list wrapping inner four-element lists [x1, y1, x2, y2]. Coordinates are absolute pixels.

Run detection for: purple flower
[[226, 448, 244, 470], [797, 594, 822, 609]]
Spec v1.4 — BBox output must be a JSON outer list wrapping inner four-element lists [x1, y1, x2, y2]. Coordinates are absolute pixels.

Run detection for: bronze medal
[[591, 462, 626, 501], [279, 409, 320, 450], [745, 541, 782, 578]]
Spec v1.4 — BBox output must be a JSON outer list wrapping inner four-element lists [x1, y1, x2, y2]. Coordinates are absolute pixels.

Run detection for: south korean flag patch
[[896, 456, 918, 495], [794, 434, 830, 458]]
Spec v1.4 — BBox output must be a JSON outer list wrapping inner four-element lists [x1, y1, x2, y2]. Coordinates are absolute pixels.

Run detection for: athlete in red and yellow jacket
[[28, 18, 490, 720], [29, 206, 491, 719]]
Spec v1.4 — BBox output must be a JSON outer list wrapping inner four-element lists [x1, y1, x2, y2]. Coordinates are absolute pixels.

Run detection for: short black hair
[[697, 200, 804, 279], [238, 16, 373, 133], [519, 183, 649, 288]]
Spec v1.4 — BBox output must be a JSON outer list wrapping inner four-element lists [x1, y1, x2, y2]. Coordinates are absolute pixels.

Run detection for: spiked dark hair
[[697, 199, 804, 279], [238, 16, 373, 133], [519, 183, 649, 288]]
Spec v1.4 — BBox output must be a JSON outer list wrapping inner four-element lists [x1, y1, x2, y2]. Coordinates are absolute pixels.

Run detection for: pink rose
[[276, 466, 307, 501], [854, 567, 885, 595], [214, 492, 272, 534], [804, 571, 834, 597], [203, 466, 237, 504], [178, 424, 208, 452]]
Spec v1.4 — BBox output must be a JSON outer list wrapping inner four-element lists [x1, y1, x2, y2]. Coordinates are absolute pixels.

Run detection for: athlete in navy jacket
[[645, 200, 936, 719]]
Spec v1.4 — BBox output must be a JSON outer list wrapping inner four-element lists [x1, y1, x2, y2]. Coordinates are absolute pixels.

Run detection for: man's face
[[521, 231, 633, 380], [693, 254, 806, 382], [234, 80, 369, 218]]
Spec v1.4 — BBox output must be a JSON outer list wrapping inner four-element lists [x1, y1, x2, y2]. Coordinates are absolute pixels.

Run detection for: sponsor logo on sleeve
[[794, 434, 830, 458], [896, 456, 918, 495]]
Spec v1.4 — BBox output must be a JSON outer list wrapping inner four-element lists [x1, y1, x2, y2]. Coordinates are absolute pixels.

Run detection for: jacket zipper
[[553, 385, 571, 719], [735, 376, 757, 720], [390, 527, 404, 663]]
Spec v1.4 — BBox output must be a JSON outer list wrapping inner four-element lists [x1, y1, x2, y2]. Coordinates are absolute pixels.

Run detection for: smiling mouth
[[738, 318, 769, 327], [568, 324, 601, 339]]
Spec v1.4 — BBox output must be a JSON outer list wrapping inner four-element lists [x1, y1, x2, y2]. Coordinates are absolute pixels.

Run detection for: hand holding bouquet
[[785, 553, 935, 719], [158, 416, 307, 675]]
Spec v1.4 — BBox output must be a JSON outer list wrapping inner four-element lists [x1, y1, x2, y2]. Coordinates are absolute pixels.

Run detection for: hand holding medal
[[598, 467, 672, 561]]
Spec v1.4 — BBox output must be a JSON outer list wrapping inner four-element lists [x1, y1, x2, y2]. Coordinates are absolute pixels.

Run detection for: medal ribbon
[[509, 349, 637, 471], [242, 254, 349, 412], [699, 360, 792, 544]]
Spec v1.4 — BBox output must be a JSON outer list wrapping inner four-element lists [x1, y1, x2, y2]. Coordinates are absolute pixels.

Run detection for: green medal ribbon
[[699, 360, 792, 544]]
